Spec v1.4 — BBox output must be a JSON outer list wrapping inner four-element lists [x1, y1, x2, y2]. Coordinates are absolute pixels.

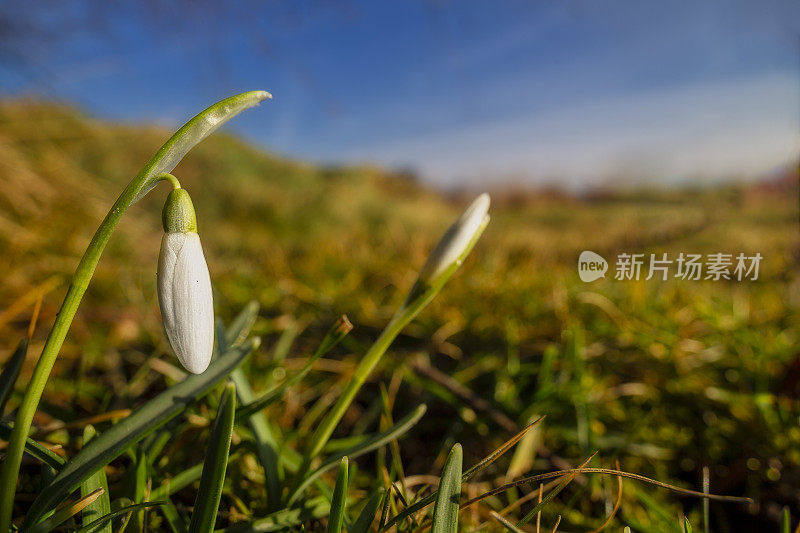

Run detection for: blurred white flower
[[157, 189, 214, 374], [418, 193, 490, 284]]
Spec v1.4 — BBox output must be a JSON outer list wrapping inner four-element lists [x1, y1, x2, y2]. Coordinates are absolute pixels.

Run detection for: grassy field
[[0, 99, 798, 531]]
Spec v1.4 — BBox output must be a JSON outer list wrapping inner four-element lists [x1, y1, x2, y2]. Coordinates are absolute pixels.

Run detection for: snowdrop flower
[[418, 193, 490, 284], [157, 188, 214, 374]]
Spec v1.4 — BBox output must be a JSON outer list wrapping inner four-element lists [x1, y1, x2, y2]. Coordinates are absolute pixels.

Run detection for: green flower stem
[[161, 172, 182, 190], [0, 90, 270, 532], [292, 306, 418, 489], [188, 382, 236, 533], [292, 216, 488, 491]]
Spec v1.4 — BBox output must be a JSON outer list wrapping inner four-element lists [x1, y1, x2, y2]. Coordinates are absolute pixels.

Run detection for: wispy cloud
[[336, 70, 798, 187]]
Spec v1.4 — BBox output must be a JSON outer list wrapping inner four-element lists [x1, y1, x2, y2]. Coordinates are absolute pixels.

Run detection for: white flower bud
[[157, 189, 214, 374], [418, 193, 490, 284]]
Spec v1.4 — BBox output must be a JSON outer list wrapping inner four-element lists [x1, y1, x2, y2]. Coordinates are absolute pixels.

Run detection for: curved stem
[[0, 91, 270, 531], [161, 172, 182, 190]]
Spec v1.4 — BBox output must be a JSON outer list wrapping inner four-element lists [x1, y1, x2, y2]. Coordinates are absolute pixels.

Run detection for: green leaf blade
[[223, 300, 260, 350], [80, 425, 111, 533], [26, 488, 105, 533], [230, 369, 283, 511], [188, 382, 237, 533], [325, 457, 349, 533], [131, 91, 271, 204], [220, 301, 283, 512], [781, 507, 791, 533], [74, 502, 168, 533], [431, 443, 463, 533], [351, 489, 385, 533], [0, 339, 27, 414], [0, 423, 65, 470]]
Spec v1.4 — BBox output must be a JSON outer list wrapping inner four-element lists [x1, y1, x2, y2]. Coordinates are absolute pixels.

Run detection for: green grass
[[0, 98, 797, 531]]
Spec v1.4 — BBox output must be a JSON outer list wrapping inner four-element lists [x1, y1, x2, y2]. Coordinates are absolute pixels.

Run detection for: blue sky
[[1, 1, 797, 188]]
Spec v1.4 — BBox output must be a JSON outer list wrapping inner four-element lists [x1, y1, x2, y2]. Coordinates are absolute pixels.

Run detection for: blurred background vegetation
[[0, 99, 797, 530]]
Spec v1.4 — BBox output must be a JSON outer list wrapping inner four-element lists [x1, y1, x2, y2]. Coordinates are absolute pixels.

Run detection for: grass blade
[[221, 301, 283, 511], [230, 368, 282, 511], [489, 511, 524, 533], [236, 315, 353, 421], [188, 382, 237, 533], [702, 466, 710, 533], [431, 443, 463, 533], [378, 485, 392, 529], [464, 416, 544, 482], [80, 425, 111, 533], [459, 464, 750, 512], [288, 404, 426, 504], [587, 460, 623, 533], [23, 339, 257, 527], [150, 449, 243, 501], [0, 423, 65, 470], [74, 502, 168, 533], [312, 315, 354, 363], [217, 497, 330, 532], [351, 489, 385, 533], [506, 415, 543, 480], [131, 447, 149, 530], [326, 457, 349, 533], [781, 507, 791, 533], [0, 339, 27, 414], [382, 417, 543, 530], [224, 301, 260, 349], [26, 488, 104, 533], [160, 499, 188, 533], [517, 453, 597, 527], [144, 429, 172, 467], [632, 485, 683, 532]]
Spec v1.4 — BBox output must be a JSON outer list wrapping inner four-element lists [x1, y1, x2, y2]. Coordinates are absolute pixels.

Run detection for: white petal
[[418, 193, 490, 283], [157, 232, 214, 374]]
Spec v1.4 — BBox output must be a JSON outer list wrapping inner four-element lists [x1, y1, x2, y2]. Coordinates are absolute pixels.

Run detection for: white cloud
[[344, 70, 798, 188]]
